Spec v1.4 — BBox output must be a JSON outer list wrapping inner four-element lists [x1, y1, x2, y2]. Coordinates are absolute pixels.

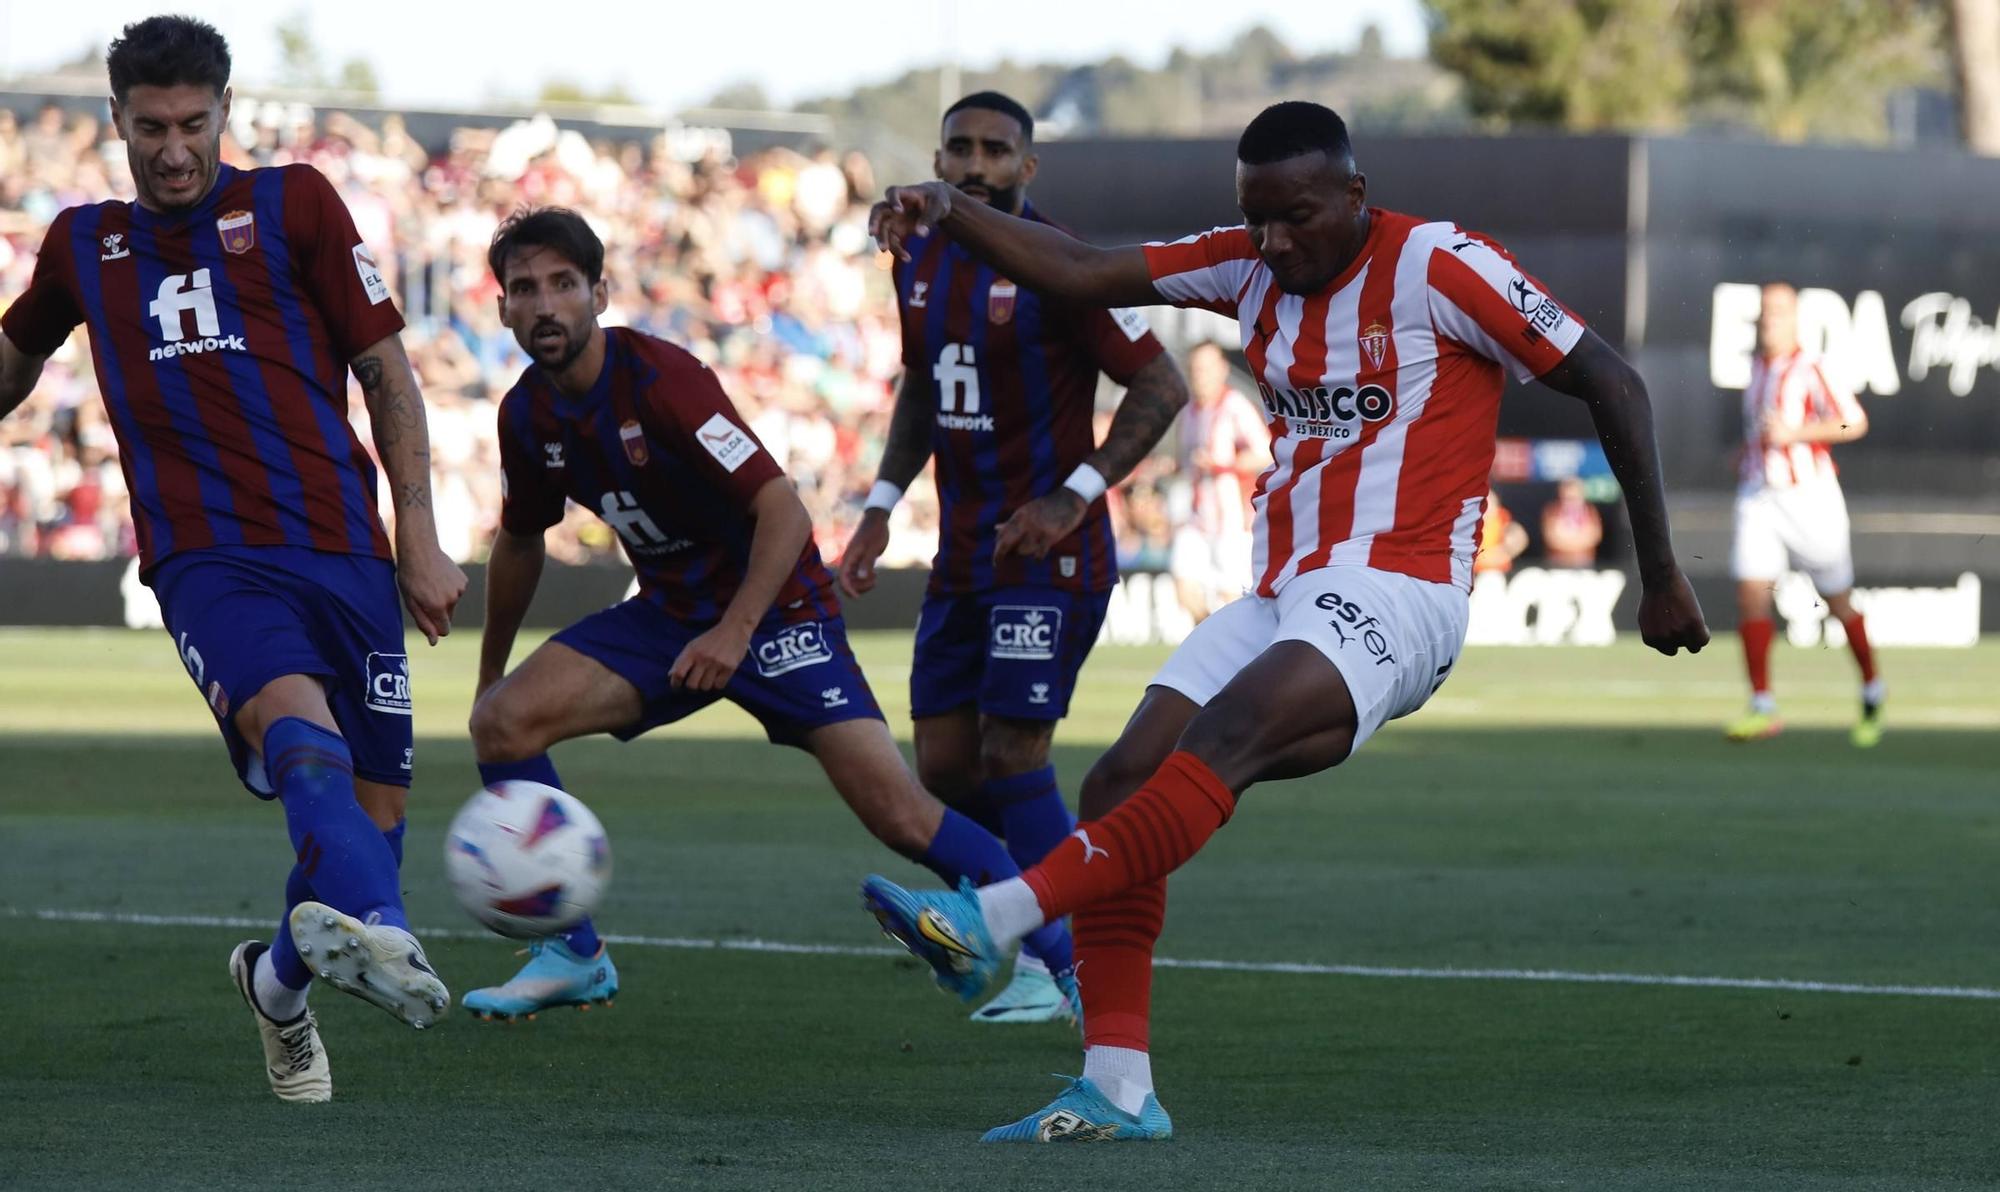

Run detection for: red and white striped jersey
[[1740, 349, 1862, 493], [1143, 208, 1584, 594], [1183, 386, 1269, 538]]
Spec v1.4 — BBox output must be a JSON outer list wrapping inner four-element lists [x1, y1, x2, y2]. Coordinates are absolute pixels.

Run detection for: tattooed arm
[[993, 352, 1191, 562], [836, 370, 933, 598], [352, 334, 467, 644]]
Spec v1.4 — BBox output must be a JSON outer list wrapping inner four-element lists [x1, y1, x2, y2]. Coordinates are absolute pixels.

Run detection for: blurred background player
[[1727, 281, 1881, 746], [1540, 477, 1604, 568], [462, 208, 1081, 1021], [0, 16, 466, 1102], [1474, 486, 1528, 576], [835, 92, 1189, 1023], [860, 99, 1709, 1141], [1169, 341, 1269, 623]]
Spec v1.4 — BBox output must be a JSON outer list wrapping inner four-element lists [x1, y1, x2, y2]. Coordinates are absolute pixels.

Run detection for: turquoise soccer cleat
[[971, 961, 1082, 1026], [860, 875, 1000, 1002], [981, 1076, 1174, 1142], [462, 939, 619, 1022]]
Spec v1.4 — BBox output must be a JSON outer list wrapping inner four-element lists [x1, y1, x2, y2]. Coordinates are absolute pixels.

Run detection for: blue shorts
[[910, 585, 1112, 722], [150, 545, 413, 797], [552, 599, 883, 749]]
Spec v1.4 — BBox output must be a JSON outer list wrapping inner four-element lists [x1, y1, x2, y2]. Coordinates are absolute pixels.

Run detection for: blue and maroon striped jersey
[[498, 328, 837, 627], [895, 202, 1166, 594], [2, 163, 403, 575]]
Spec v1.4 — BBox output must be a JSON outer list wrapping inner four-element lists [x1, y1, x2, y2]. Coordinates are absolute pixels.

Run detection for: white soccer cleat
[[287, 902, 451, 1030], [229, 940, 332, 1103]]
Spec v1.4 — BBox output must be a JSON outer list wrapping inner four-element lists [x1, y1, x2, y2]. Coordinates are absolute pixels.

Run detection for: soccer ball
[[444, 782, 612, 939]]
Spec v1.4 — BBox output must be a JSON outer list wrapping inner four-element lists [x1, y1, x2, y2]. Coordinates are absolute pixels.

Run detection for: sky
[[0, 0, 1431, 111]]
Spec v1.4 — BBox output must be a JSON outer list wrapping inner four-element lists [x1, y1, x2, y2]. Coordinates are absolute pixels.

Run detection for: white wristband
[[1062, 462, 1108, 504], [864, 479, 904, 512]]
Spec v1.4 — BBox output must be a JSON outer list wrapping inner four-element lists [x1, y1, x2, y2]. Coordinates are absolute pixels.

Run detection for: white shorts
[[1151, 565, 1471, 754], [1169, 526, 1254, 607], [1731, 484, 1853, 593]]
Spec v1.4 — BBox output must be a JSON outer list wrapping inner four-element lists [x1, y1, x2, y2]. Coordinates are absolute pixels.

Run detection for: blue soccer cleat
[[981, 1076, 1174, 1142], [860, 875, 1000, 1002], [971, 960, 1082, 1026], [462, 939, 618, 1022]]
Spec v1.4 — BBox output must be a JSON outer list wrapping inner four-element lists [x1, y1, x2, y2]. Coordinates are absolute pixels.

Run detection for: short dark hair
[[488, 207, 604, 286], [943, 91, 1034, 143], [106, 15, 231, 104], [1236, 101, 1354, 172]]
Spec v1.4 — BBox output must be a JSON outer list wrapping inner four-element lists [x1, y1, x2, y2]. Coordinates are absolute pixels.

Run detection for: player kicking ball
[[0, 17, 465, 1103], [857, 101, 1710, 1140], [458, 208, 1079, 1021]]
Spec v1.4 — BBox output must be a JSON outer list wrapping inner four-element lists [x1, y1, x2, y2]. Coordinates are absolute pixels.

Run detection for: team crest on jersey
[[988, 279, 1017, 325], [216, 210, 255, 255], [1360, 321, 1390, 370], [619, 419, 649, 466]]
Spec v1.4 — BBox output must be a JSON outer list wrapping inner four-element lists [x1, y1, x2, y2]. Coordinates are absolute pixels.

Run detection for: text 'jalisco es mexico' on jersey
[[1143, 207, 1586, 595], [895, 202, 1166, 595], [497, 327, 838, 627], [1, 163, 404, 575]]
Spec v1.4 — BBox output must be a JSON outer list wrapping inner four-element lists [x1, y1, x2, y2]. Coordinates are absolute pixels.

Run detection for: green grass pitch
[[2, 627, 1996, 1189]]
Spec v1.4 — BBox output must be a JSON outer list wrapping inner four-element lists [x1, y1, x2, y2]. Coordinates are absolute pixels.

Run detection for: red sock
[[1840, 613, 1878, 683], [1741, 617, 1775, 697], [1074, 879, 1166, 1051], [1021, 751, 1234, 921]]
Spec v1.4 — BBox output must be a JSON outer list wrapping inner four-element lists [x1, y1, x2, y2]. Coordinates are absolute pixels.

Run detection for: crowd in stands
[[1, 99, 1598, 583], [3, 101, 1011, 569]]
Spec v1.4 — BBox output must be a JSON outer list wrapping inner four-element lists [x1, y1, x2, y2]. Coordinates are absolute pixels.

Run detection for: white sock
[[1862, 678, 1886, 706], [1013, 951, 1049, 979], [1750, 691, 1778, 715], [1083, 1045, 1155, 1116], [977, 878, 1045, 949], [253, 950, 310, 1022]]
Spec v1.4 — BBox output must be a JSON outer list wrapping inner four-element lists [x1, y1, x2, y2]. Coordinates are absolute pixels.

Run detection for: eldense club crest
[[619, 419, 649, 465], [216, 210, 256, 255], [1360, 321, 1389, 370], [988, 279, 1017, 325]]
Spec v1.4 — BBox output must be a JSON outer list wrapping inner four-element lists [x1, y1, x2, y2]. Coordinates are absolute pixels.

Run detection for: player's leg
[[913, 709, 995, 834], [461, 608, 682, 1021], [1728, 492, 1785, 739], [909, 592, 1003, 834], [959, 584, 1109, 1019]]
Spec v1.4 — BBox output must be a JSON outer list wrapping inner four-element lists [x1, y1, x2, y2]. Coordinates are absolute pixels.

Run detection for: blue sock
[[958, 793, 1007, 840], [479, 755, 563, 788], [919, 807, 1075, 975], [562, 917, 602, 957], [267, 717, 407, 931], [268, 862, 316, 990], [383, 818, 406, 869], [477, 757, 599, 955], [983, 766, 1075, 869]]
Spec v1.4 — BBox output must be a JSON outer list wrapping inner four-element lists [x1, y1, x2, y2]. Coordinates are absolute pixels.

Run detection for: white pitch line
[[16, 906, 2000, 1002]]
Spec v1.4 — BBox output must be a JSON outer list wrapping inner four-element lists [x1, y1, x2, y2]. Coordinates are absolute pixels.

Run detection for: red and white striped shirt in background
[[1740, 349, 1863, 492], [1142, 207, 1585, 595], [1183, 385, 1270, 539]]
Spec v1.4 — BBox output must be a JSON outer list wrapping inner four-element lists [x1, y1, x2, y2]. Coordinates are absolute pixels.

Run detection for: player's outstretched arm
[[478, 528, 546, 697], [838, 372, 931, 598], [670, 477, 813, 693], [0, 332, 49, 422], [1537, 329, 1710, 656], [352, 333, 468, 645], [994, 353, 1191, 562], [870, 181, 1160, 309]]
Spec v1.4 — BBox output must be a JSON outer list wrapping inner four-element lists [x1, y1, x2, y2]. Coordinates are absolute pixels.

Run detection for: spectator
[[1475, 488, 1529, 575], [1540, 477, 1604, 568]]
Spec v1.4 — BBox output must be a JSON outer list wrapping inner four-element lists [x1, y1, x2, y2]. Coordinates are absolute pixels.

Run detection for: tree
[[336, 59, 380, 100], [1422, 0, 1943, 142], [538, 79, 640, 107], [1950, 0, 2000, 154], [273, 10, 323, 90]]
